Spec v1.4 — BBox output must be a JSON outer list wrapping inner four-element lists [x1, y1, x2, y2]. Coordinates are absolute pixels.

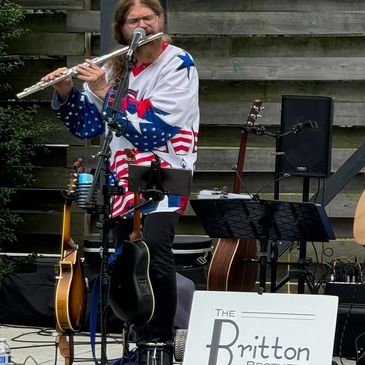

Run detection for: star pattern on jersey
[[176, 52, 195, 78], [122, 97, 180, 152], [56, 89, 104, 139]]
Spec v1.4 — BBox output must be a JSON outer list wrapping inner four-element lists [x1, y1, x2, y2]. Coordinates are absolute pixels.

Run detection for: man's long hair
[[108, 0, 166, 81]]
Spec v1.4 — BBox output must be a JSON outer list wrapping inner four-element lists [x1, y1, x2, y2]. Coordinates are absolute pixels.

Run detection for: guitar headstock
[[246, 99, 263, 126], [245, 99, 265, 135], [73, 158, 85, 175], [66, 173, 78, 198], [65, 158, 85, 198]]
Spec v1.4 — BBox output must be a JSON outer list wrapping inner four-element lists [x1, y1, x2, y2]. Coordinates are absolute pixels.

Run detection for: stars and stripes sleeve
[[51, 88, 105, 139]]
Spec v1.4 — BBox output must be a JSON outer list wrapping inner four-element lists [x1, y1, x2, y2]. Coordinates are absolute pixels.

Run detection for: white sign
[[183, 291, 338, 365]]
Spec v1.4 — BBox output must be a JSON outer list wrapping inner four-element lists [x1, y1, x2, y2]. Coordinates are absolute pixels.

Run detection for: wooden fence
[[3, 0, 365, 261]]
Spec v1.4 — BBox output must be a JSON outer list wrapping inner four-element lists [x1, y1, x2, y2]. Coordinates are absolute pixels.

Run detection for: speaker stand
[[273, 175, 317, 294]]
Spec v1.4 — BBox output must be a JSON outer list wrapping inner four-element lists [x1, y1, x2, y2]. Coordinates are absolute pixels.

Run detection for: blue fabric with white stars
[[55, 87, 181, 154], [55, 88, 104, 139]]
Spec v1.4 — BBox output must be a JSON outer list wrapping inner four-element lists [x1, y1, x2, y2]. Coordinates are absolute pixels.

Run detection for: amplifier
[[325, 282, 365, 304], [325, 282, 365, 358]]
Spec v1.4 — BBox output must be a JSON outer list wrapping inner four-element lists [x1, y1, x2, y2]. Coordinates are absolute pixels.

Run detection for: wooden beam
[[14, 0, 84, 10], [8, 33, 85, 56], [168, 11, 365, 35], [195, 57, 365, 81], [67, 10, 100, 33], [200, 102, 365, 127], [167, 0, 365, 12]]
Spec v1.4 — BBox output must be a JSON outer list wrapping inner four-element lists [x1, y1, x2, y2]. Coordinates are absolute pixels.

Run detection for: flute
[[16, 32, 163, 99]]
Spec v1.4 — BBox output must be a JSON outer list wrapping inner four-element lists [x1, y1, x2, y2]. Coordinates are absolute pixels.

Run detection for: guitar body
[[206, 101, 262, 292], [55, 168, 86, 334], [109, 239, 155, 325], [207, 238, 257, 291], [354, 189, 365, 245], [54, 162, 87, 365], [55, 250, 86, 331]]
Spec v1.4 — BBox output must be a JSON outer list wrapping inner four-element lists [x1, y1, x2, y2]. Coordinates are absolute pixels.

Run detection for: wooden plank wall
[[3, 1, 365, 261]]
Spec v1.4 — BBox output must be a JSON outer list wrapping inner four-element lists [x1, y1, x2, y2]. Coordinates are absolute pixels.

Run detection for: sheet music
[[197, 189, 252, 200]]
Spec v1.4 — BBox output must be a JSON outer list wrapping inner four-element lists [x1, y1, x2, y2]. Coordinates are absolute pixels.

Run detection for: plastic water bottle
[[0, 338, 11, 365]]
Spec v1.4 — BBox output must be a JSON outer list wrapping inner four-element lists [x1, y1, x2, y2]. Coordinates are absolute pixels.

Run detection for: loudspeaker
[[278, 95, 333, 177]]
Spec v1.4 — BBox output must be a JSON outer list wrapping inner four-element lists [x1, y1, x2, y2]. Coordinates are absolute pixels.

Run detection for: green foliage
[[0, 253, 37, 286], [0, 106, 54, 188], [0, 0, 26, 74], [0, 105, 57, 245], [0, 1, 26, 44], [0, 1, 58, 246]]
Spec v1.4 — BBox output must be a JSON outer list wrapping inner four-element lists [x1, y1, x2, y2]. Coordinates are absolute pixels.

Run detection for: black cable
[[337, 284, 358, 364], [232, 167, 254, 198]]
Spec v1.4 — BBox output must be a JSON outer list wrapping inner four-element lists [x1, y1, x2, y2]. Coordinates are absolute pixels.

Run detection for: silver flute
[[16, 32, 163, 99]]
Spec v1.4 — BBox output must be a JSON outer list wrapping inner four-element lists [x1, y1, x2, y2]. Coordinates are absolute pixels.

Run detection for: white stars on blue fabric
[[56, 89, 104, 139], [124, 106, 179, 151]]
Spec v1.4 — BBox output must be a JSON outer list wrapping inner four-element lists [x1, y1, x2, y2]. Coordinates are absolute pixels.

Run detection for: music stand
[[128, 163, 192, 197], [190, 198, 335, 293]]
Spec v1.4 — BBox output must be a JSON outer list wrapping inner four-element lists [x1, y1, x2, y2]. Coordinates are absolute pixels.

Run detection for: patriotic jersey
[[52, 43, 199, 218]]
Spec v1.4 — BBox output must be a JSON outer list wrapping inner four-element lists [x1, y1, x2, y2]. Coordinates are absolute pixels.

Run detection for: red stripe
[[171, 136, 192, 144], [173, 146, 190, 153], [178, 130, 192, 135], [110, 151, 127, 170]]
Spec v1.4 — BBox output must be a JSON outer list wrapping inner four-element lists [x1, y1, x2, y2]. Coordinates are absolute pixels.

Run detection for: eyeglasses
[[125, 13, 159, 27]]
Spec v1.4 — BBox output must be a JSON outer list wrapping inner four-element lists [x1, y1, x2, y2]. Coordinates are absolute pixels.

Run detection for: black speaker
[[278, 95, 333, 177]]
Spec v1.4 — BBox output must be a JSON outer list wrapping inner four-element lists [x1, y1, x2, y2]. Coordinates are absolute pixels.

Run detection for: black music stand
[[190, 198, 335, 293], [128, 162, 192, 198]]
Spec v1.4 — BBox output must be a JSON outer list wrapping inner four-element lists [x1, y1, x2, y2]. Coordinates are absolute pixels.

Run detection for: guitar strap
[[89, 246, 124, 364]]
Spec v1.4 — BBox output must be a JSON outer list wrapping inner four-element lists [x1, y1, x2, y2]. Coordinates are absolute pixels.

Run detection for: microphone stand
[[246, 121, 318, 293], [84, 49, 137, 365]]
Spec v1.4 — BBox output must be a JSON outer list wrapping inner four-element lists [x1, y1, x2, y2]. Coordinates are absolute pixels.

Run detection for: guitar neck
[[233, 130, 248, 193], [61, 200, 72, 254], [233, 99, 263, 194], [131, 192, 142, 240]]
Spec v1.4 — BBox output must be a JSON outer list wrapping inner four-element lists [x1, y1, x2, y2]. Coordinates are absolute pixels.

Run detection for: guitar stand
[[56, 331, 74, 365], [190, 197, 335, 293]]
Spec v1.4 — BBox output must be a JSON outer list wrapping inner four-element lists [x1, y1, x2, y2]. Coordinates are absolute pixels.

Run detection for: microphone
[[292, 120, 318, 133], [126, 27, 146, 62]]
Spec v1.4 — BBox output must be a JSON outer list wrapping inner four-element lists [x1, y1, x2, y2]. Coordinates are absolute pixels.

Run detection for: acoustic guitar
[[109, 191, 155, 325], [54, 161, 87, 365], [207, 100, 263, 291], [353, 183, 365, 245], [55, 163, 87, 332]]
